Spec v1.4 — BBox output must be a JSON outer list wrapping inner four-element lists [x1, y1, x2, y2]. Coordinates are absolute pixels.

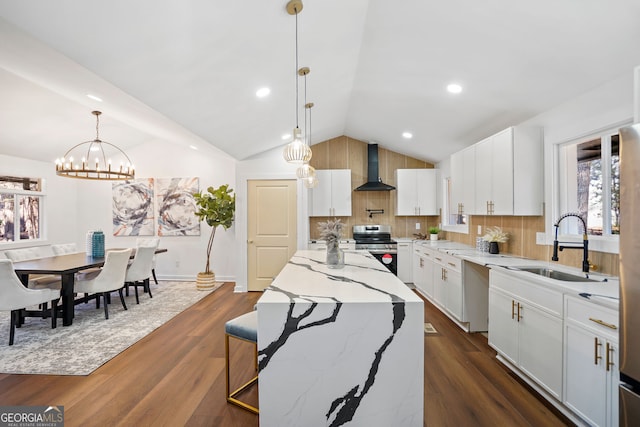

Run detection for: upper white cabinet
[[473, 126, 543, 216], [395, 169, 438, 216], [450, 145, 475, 217], [309, 169, 352, 217]]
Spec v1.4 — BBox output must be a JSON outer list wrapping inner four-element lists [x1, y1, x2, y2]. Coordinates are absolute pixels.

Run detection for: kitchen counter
[[413, 240, 619, 310], [256, 250, 424, 426]]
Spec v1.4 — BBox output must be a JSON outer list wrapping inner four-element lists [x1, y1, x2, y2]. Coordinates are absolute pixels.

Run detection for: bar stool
[[225, 311, 259, 414]]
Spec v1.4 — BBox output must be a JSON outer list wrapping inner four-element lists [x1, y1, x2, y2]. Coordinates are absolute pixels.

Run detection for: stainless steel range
[[353, 225, 397, 275]]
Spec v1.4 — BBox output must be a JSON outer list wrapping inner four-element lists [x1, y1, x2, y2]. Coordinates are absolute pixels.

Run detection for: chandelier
[[55, 111, 135, 180], [283, 0, 312, 165]]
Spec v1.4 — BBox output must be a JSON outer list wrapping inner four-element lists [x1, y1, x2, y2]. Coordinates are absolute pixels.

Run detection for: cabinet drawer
[[490, 269, 562, 316], [433, 252, 461, 272], [565, 295, 618, 337]]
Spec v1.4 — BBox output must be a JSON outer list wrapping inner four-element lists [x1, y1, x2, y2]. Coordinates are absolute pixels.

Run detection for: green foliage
[[428, 226, 440, 234], [193, 184, 236, 273], [193, 184, 236, 230]]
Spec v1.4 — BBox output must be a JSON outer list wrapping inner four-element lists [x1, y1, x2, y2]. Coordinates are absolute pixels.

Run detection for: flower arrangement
[[482, 226, 509, 243], [317, 218, 344, 244]]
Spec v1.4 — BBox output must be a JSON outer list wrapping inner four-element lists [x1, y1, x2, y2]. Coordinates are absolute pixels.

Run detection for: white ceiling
[[1, 0, 640, 165]]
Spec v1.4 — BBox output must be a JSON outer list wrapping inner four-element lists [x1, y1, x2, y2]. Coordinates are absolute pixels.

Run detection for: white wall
[[71, 139, 237, 281], [0, 154, 77, 254]]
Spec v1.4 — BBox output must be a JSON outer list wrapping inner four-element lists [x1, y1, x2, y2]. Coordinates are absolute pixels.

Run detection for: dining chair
[[0, 259, 60, 345], [74, 248, 132, 320], [124, 245, 157, 304], [225, 311, 259, 414], [51, 243, 78, 255], [4, 248, 61, 290], [136, 237, 160, 284]]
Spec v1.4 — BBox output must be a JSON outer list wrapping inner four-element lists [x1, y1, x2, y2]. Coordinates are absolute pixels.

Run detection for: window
[[557, 129, 620, 237], [0, 176, 44, 243]]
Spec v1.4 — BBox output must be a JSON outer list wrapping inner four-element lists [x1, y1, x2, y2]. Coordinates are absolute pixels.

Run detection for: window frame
[[0, 180, 47, 247]]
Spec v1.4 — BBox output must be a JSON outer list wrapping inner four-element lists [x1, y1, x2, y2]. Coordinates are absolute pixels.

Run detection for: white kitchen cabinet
[[412, 244, 434, 297], [395, 169, 438, 216], [432, 252, 463, 320], [488, 269, 563, 399], [397, 240, 413, 283], [309, 169, 352, 217], [564, 296, 619, 427], [450, 146, 475, 217], [472, 126, 543, 216]]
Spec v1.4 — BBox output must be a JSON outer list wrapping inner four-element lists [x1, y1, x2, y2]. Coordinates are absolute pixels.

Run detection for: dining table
[[12, 248, 167, 326]]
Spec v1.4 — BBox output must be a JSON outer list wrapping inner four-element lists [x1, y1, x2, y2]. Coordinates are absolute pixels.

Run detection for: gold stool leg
[[225, 333, 259, 414]]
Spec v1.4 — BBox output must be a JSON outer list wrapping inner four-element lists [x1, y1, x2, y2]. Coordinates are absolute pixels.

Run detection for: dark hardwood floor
[[0, 282, 572, 426]]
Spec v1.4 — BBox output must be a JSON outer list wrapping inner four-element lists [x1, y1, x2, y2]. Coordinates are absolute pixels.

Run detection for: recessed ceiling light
[[256, 87, 271, 98], [402, 132, 413, 139], [86, 94, 103, 102], [447, 83, 463, 94]]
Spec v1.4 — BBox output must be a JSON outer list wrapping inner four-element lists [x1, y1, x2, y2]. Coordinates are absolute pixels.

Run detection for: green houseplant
[[428, 226, 440, 241], [193, 184, 236, 290]]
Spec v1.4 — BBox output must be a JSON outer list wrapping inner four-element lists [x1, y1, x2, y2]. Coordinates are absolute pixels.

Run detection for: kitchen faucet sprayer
[[552, 212, 590, 273]]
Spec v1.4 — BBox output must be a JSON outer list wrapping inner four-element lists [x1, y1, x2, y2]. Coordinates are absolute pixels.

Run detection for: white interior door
[[247, 179, 297, 291]]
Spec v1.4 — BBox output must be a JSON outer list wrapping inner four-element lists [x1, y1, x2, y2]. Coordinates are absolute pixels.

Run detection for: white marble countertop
[[261, 250, 421, 304], [408, 240, 619, 309]]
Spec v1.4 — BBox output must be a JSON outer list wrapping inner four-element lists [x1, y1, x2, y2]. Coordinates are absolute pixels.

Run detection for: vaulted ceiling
[[1, 0, 639, 166]]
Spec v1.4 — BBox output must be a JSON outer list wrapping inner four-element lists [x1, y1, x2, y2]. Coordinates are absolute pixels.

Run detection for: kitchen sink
[[510, 266, 600, 282]]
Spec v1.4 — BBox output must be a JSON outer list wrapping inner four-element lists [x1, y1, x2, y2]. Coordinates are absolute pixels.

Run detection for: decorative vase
[[489, 241, 499, 254], [196, 271, 216, 290], [326, 241, 344, 269]]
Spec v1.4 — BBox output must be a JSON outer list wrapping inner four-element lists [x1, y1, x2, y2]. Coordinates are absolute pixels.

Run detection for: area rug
[[0, 281, 223, 375]]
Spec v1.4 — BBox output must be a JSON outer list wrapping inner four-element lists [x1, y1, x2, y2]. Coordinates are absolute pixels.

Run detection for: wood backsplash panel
[[308, 136, 436, 239]]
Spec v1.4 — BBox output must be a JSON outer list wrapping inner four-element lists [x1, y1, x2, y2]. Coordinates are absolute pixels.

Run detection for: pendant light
[[55, 111, 135, 180], [283, 0, 312, 165], [296, 67, 316, 180]]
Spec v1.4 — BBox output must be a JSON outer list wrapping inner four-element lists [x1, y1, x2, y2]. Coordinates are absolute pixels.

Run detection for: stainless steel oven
[[353, 225, 397, 275]]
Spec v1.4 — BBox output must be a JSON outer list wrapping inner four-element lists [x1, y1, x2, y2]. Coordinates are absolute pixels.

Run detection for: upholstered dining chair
[[51, 242, 78, 255], [0, 259, 60, 345], [4, 248, 61, 290], [225, 311, 259, 414], [124, 245, 156, 304], [74, 249, 132, 320], [136, 237, 160, 284]]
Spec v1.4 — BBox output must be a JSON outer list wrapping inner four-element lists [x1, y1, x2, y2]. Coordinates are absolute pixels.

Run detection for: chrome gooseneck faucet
[[552, 212, 590, 273]]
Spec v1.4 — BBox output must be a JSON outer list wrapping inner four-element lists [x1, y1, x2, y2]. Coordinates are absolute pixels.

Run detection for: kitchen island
[[257, 250, 424, 427]]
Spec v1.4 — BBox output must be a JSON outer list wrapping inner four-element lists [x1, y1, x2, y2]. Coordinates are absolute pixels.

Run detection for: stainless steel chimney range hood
[[354, 143, 396, 191]]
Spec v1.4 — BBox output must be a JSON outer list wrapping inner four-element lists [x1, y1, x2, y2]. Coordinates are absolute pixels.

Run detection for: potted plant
[[428, 226, 440, 241], [193, 184, 236, 290], [482, 226, 508, 254]]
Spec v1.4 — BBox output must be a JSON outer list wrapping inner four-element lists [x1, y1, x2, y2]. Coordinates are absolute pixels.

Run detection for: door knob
[[247, 240, 254, 244]]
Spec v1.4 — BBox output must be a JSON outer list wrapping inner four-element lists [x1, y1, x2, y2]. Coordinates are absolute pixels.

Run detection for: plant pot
[[196, 271, 216, 290], [430, 234, 439, 241], [488, 241, 499, 254]]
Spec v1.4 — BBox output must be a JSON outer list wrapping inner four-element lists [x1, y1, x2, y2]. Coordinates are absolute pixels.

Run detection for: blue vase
[[92, 231, 105, 257]]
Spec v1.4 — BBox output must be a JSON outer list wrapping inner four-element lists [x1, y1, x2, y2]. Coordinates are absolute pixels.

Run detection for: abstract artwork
[[156, 177, 200, 236], [112, 178, 154, 236]]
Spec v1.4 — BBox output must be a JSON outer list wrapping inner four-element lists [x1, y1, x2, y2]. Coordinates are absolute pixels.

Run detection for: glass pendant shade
[[55, 111, 135, 180], [303, 174, 318, 188], [283, 127, 311, 164], [296, 163, 316, 179]]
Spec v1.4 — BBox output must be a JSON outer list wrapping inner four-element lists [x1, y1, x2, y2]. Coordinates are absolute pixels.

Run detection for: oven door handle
[[367, 249, 398, 255]]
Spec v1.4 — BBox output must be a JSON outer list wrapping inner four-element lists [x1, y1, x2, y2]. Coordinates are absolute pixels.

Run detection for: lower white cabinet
[[397, 241, 413, 283], [412, 245, 433, 297], [488, 269, 563, 399], [564, 296, 619, 427], [432, 252, 463, 320]]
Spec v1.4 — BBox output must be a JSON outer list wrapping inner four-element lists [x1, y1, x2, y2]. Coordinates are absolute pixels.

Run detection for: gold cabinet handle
[[595, 337, 602, 365], [511, 300, 516, 320], [443, 269, 448, 281], [517, 303, 522, 322], [435, 257, 442, 262], [589, 317, 618, 330], [448, 262, 456, 267], [419, 258, 424, 268], [606, 342, 614, 372]]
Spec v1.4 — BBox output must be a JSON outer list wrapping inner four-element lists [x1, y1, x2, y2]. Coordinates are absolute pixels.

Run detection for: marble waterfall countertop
[[257, 250, 424, 427]]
